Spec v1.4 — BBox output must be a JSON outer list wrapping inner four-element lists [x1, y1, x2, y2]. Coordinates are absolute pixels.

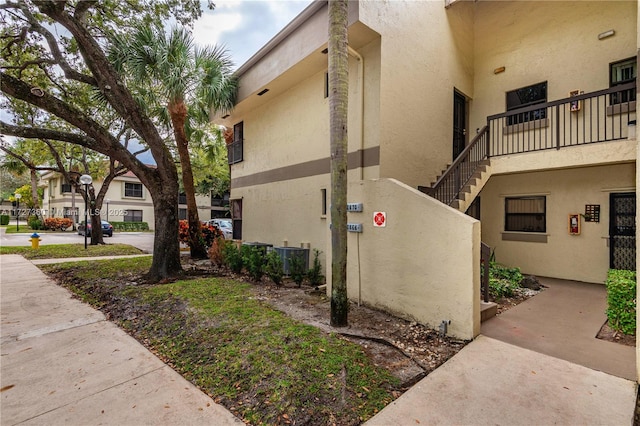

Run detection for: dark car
[[78, 220, 113, 237]]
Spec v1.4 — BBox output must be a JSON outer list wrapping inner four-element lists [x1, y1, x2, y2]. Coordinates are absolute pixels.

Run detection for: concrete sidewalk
[[0, 254, 242, 425], [367, 335, 637, 425]]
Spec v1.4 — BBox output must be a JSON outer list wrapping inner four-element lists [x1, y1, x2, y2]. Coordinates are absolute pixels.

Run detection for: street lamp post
[[105, 199, 110, 222], [14, 193, 21, 232], [79, 174, 93, 250]]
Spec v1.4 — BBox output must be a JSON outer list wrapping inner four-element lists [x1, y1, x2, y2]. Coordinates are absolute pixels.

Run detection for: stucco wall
[[333, 178, 480, 340], [471, 1, 637, 134], [480, 163, 636, 284], [359, 0, 475, 188], [229, 36, 382, 252]]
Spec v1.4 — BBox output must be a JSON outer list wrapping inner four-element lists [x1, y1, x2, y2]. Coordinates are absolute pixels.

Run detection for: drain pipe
[[347, 46, 364, 306], [347, 46, 364, 181]]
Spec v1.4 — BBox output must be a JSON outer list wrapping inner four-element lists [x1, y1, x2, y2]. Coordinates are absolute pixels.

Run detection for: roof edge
[[234, 0, 327, 77]]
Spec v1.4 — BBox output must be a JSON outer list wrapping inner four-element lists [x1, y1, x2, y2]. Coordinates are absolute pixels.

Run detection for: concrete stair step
[[481, 301, 497, 322]]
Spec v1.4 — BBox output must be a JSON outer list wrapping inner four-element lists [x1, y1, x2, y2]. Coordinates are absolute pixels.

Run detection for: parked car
[[207, 218, 233, 240], [78, 220, 113, 237]]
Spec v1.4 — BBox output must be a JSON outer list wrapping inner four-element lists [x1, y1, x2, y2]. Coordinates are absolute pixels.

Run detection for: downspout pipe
[[347, 45, 364, 181], [347, 45, 364, 305]]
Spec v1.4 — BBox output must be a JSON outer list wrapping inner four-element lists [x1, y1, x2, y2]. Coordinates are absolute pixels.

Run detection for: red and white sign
[[373, 211, 386, 227]]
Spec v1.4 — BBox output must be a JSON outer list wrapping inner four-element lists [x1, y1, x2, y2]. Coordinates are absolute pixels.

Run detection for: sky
[[1, 1, 313, 165], [192, 0, 313, 69]]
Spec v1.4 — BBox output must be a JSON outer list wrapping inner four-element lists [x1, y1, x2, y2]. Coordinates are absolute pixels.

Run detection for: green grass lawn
[[0, 244, 145, 259], [41, 257, 398, 424]]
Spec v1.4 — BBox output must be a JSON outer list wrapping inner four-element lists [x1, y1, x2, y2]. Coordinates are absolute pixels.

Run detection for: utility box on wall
[[274, 247, 310, 275]]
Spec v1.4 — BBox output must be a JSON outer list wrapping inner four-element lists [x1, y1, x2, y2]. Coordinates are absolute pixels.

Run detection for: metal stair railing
[[428, 126, 490, 206]]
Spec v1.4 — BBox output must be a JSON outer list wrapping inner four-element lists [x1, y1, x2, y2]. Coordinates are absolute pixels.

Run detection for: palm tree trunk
[[169, 100, 208, 259], [329, 0, 349, 327]]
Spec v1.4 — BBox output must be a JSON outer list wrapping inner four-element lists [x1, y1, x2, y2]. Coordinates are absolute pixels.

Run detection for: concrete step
[[480, 301, 497, 322]]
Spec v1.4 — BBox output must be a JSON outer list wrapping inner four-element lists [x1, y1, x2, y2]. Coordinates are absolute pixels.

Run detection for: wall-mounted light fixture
[[493, 66, 506, 75], [257, 88, 269, 96], [222, 114, 230, 119], [598, 29, 615, 40]]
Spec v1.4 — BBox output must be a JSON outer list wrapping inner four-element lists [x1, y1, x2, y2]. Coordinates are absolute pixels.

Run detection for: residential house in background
[[41, 171, 229, 229], [215, 0, 637, 343]]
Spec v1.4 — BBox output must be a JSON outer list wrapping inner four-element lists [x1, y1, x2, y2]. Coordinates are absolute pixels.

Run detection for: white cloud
[[193, 0, 312, 69], [192, 11, 243, 47]]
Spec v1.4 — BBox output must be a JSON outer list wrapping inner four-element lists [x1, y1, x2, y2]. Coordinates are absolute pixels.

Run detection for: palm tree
[[110, 27, 238, 258], [328, 0, 349, 327]]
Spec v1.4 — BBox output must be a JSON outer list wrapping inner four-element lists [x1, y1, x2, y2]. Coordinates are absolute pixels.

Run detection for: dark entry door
[[453, 91, 466, 159], [610, 192, 636, 270]]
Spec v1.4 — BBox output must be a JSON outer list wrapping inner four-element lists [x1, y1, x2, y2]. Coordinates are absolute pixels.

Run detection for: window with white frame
[[124, 182, 143, 198], [610, 57, 637, 105]]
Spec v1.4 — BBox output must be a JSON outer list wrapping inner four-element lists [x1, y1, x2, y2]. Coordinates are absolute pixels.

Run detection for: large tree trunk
[[169, 100, 207, 259], [146, 179, 183, 282], [29, 169, 42, 220], [0, 4, 185, 282], [329, 0, 349, 327]]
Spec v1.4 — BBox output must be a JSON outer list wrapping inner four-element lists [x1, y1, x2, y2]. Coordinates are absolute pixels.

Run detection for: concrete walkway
[[482, 277, 636, 380], [0, 254, 242, 425], [368, 277, 638, 425], [367, 335, 636, 425]]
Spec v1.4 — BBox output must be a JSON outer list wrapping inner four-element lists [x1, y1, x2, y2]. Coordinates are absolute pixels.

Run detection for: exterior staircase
[[418, 126, 492, 213]]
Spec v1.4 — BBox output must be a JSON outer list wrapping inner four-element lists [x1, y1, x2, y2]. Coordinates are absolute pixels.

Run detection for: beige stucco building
[[40, 171, 229, 229], [216, 0, 637, 347]]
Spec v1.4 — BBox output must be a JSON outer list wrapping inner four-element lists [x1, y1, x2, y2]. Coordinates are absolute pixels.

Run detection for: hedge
[[605, 269, 636, 335], [110, 222, 149, 231], [0, 215, 9, 225]]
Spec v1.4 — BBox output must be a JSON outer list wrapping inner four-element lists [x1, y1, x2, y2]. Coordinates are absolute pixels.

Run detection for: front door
[[610, 193, 636, 270], [453, 91, 467, 159]]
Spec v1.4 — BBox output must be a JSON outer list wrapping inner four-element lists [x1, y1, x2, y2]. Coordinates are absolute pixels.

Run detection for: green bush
[[307, 249, 324, 287], [222, 242, 243, 274], [488, 262, 523, 299], [606, 269, 636, 335], [28, 216, 43, 230], [0, 215, 9, 225], [265, 251, 284, 285], [289, 253, 307, 287], [242, 245, 265, 281], [110, 222, 149, 231]]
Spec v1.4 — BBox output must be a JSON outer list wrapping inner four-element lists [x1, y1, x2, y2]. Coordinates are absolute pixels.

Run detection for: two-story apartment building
[[216, 0, 637, 342], [41, 171, 229, 229]]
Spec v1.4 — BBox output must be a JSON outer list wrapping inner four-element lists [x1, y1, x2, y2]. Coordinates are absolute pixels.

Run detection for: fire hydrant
[[30, 232, 41, 249]]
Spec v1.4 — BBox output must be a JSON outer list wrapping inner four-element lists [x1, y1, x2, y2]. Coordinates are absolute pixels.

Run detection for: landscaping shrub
[[606, 269, 636, 335], [307, 249, 324, 287], [265, 251, 284, 285], [289, 253, 307, 287], [488, 262, 523, 299], [27, 216, 43, 230], [0, 215, 9, 225], [43, 217, 73, 231], [222, 242, 243, 273], [178, 220, 223, 249], [242, 245, 265, 281], [111, 222, 149, 231]]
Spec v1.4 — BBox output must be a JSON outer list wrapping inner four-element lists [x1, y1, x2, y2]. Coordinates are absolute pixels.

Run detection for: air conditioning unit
[[273, 247, 310, 275]]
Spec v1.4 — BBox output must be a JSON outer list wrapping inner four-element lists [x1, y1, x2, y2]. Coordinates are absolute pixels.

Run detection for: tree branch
[[13, 1, 97, 86]]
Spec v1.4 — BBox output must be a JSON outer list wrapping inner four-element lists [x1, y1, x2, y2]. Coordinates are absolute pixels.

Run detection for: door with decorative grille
[[610, 193, 636, 270]]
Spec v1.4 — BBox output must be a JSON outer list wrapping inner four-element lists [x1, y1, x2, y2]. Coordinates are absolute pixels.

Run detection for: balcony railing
[[425, 82, 636, 208], [487, 81, 636, 157]]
